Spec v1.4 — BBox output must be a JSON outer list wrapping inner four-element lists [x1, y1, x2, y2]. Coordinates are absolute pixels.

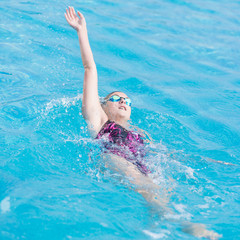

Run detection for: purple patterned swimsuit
[[96, 120, 150, 175]]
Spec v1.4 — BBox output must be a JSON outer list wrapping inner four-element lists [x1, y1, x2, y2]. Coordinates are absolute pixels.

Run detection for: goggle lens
[[108, 95, 132, 107]]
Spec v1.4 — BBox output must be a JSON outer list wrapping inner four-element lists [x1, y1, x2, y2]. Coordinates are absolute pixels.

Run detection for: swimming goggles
[[107, 95, 132, 107]]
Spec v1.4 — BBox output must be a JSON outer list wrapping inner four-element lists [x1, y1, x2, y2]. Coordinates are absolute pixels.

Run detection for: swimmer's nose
[[119, 97, 126, 104]]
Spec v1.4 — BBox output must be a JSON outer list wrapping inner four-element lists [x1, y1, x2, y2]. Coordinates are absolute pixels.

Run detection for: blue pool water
[[1, 0, 240, 239]]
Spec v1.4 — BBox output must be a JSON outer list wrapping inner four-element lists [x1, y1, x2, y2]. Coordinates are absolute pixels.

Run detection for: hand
[[65, 6, 86, 32]]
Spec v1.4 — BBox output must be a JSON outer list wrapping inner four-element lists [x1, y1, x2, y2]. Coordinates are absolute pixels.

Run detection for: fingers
[[65, 6, 75, 20], [65, 6, 84, 19], [77, 11, 84, 20], [71, 7, 77, 17], [64, 13, 71, 25], [65, 7, 71, 20], [65, 6, 85, 27], [69, 6, 75, 18]]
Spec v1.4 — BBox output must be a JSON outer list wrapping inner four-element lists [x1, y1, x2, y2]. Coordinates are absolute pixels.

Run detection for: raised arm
[[65, 7, 107, 135]]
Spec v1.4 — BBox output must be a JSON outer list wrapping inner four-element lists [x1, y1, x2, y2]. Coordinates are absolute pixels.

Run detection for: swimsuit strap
[[97, 120, 141, 142]]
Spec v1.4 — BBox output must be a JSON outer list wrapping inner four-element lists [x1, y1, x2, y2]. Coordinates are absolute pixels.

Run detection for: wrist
[[76, 24, 87, 33]]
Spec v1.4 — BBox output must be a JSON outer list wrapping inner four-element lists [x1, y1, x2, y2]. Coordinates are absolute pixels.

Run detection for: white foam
[[197, 203, 209, 209], [165, 203, 192, 220], [44, 94, 82, 113], [185, 166, 196, 180], [1, 196, 10, 214], [174, 203, 186, 213], [143, 229, 170, 239], [100, 222, 108, 227]]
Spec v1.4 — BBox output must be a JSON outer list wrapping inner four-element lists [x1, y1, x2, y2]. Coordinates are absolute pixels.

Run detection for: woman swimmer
[[64, 6, 162, 208], [64, 7, 222, 239]]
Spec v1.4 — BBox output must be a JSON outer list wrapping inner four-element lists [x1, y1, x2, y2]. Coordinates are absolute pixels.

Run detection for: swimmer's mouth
[[119, 106, 126, 111]]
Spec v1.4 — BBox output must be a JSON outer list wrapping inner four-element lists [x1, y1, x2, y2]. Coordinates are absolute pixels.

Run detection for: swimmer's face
[[103, 92, 131, 121]]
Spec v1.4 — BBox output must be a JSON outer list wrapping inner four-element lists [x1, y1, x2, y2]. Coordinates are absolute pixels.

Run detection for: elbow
[[81, 104, 92, 121], [83, 63, 96, 71]]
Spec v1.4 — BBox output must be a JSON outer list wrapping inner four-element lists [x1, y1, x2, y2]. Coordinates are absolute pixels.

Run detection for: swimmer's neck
[[108, 118, 129, 128]]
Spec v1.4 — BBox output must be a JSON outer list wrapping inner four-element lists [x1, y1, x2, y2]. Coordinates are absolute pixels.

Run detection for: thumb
[[77, 11, 84, 19]]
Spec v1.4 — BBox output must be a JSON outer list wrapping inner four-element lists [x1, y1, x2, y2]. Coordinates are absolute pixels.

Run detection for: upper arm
[[81, 67, 108, 135]]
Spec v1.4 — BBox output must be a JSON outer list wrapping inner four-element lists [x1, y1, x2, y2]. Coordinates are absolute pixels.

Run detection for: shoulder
[[95, 120, 112, 138]]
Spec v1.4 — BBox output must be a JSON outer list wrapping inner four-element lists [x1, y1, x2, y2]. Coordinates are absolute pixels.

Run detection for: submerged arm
[[104, 154, 222, 239], [65, 7, 107, 135], [103, 154, 169, 211]]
